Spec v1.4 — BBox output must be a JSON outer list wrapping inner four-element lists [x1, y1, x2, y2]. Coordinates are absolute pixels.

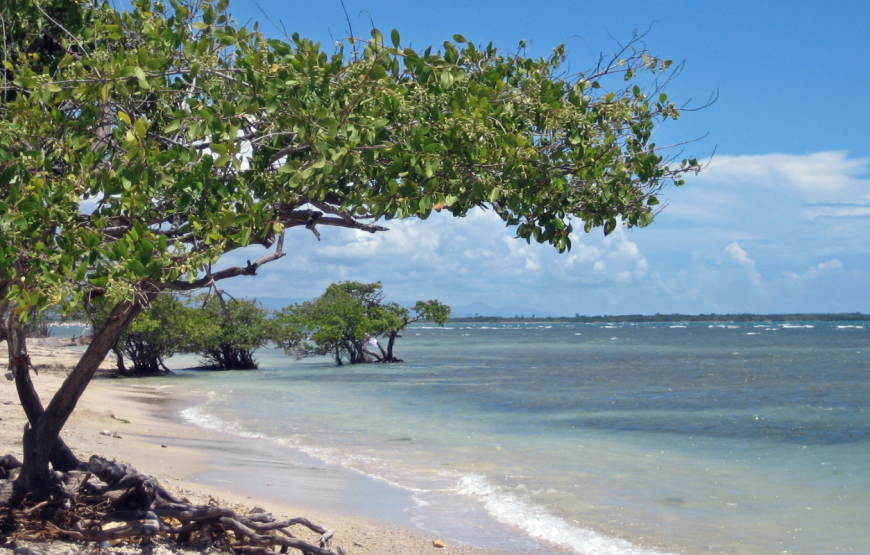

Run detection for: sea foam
[[456, 474, 673, 555]]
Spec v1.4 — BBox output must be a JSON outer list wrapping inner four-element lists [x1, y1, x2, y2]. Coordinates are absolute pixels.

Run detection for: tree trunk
[[113, 345, 126, 373], [15, 298, 145, 499], [383, 317, 415, 362], [385, 331, 398, 361], [4, 312, 83, 472]]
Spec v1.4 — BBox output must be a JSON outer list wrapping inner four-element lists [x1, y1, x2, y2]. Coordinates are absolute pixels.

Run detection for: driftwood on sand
[[0, 455, 347, 555]]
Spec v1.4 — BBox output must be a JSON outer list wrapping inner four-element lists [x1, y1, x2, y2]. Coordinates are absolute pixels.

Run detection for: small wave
[[49, 321, 89, 327], [180, 406, 266, 440], [669, 325, 686, 328], [837, 325, 865, 329], [457, 475, 672, 555], [708, 324, 739, 329], [780, 324, 814, 329]]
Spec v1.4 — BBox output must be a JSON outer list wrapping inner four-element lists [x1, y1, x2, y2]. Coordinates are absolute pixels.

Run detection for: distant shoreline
[[447, 312, 870, 324]]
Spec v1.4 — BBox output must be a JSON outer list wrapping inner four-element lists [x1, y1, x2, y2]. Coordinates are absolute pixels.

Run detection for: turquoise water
[[163, 321, 868, 554]]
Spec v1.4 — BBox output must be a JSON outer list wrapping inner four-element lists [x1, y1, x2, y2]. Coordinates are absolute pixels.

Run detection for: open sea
[[115, 321, 868, 555]]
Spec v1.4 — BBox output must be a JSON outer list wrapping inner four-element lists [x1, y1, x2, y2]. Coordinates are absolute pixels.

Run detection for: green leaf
[[57, 53, 75, 69], [453, 34, 467, 43], [440, 71, 453, 88], [391, 29, 400, 48], [88, 276, 109, 287], [134, 118, 148, 139], [13, 76, 36, 88], [221, 212, 236, 228], [118, 111, 132, 125], [134, 67, 150, 90], [129, 259, 146, 276], [158, 234, 168, 252], [370, 64, 387, 80]]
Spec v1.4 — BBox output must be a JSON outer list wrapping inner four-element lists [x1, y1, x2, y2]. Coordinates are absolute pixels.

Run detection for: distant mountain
[[448, 302, 554, 318], [246, 296, 307, 311], [250, 297, 553, 318]]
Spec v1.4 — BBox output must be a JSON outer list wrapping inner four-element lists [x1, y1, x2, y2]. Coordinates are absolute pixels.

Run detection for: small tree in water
[[277, 282, 449, 364], [378, 300, 451, 362], [185, 295, 273, 370]]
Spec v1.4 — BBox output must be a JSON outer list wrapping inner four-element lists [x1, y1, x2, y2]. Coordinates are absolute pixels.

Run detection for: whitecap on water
[[456, 474, 674, 555]]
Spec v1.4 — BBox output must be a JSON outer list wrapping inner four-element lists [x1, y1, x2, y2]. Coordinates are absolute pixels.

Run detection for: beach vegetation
[[0, 0, 702, 525], [183, 294, 274, 369], [277, 281, 449, 364], [90, 293, 190, 374]]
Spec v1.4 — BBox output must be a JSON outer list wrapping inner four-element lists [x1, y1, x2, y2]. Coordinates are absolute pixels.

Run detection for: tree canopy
[[93, 292, 189, 374], [276, 281, 449, 364], [0, 0, 702, 502], [184, 294, 273, 369], [1, 0, 699, 321]]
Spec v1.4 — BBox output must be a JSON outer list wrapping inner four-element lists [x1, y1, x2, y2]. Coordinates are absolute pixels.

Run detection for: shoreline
[[0, 341, 512, 555]]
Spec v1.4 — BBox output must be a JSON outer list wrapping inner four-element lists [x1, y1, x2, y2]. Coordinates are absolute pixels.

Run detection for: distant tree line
[[450, 312, 870, 323]]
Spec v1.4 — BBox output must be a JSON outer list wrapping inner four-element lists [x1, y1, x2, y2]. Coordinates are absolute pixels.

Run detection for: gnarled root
[[2, 454, 347, 554]]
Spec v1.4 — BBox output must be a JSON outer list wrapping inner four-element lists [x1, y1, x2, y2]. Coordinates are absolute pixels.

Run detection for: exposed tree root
[[0, 455, 347, 554]]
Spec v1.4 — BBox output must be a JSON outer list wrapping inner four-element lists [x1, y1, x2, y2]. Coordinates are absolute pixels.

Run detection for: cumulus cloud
[[721, 241, 762, 288], [784, 259, 844, 281], [723, 242, 754, 267]]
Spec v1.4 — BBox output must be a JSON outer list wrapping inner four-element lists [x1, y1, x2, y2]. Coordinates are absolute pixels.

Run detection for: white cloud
[[722, 241, 762, 288], [723, 241, 754, 267], [703, 151, 870, 200], [784, 259, 844, 282]]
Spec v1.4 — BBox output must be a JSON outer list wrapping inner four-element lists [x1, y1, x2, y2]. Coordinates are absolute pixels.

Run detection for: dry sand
[[0, 341, 509, 555]]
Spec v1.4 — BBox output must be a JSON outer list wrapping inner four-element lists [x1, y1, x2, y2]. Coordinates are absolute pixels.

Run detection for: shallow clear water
[[164, 321, 869, 554]]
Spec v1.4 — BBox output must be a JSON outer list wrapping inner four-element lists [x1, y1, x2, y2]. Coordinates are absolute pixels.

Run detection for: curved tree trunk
[[385, 331, 398, 361], [15, 297, 146, 500], [382, 317, 417, 363], [4, 311, 84, 472], [112, 345, 126, 373]]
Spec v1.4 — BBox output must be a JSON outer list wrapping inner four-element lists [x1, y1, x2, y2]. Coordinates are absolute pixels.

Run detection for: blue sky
[[217, 0, 870, 316]]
